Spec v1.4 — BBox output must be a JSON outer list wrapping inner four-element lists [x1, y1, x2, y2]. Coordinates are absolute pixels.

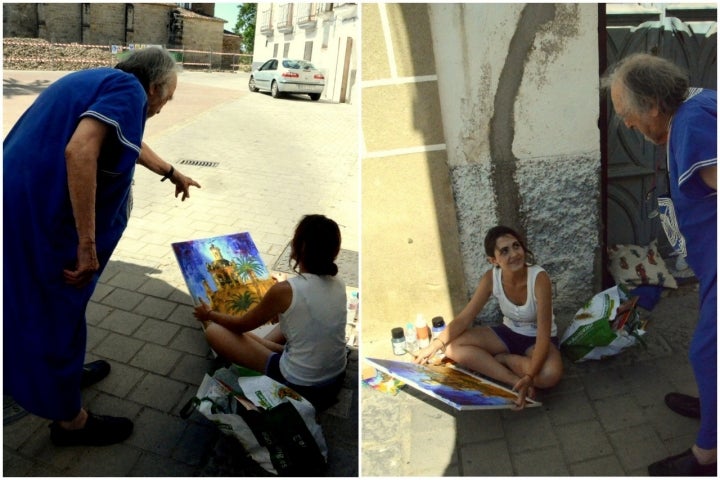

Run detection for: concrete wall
[[361, 3, 601, 359], [361, 3, 468, 358], [428, 3, 601, 318]]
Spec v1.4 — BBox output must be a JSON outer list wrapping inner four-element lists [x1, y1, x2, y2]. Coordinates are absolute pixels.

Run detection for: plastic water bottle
[[405, 322, 417, 355], [348, 291, 359, 314]]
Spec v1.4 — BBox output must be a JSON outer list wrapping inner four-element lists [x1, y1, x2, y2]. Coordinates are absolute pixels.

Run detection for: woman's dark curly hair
[[484, 225, 535, 266], [290, 214, 341, 276]]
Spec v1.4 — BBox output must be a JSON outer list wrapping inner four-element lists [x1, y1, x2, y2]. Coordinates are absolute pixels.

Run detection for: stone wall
[[182, 17, 223, 52], [3, 3, 38, 38], [85, 3, 127, 45], [130, 4, 173, 46], [37, 3, 82, 43], [4, 3, 229, 55]]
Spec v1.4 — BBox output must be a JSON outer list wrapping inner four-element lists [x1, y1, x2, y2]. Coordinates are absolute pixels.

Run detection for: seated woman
[[413, 225, 563, 409], [193, 214, 348, 410]]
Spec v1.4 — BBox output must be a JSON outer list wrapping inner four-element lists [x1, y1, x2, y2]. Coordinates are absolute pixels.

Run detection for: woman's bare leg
[[445, 326, 518, 386], [495, 344, 563, 388], [205, 322, 279, 373]]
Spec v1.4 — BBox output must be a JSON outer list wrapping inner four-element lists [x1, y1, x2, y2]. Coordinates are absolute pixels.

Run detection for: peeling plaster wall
[[429, 3, 600, 319]]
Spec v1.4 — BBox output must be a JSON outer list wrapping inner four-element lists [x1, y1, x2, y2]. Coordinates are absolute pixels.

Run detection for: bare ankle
[[692, 445, 717, 465], [58, 408, 88, 430]]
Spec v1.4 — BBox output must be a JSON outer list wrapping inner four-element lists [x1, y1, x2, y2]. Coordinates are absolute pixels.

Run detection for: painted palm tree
[[225, 290, 257, 314], [233, 254, 268, 299]]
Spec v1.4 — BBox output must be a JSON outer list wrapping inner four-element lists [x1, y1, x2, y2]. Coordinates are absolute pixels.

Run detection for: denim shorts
[[491, 324, 559, 355], [265, 352, 345, 411]]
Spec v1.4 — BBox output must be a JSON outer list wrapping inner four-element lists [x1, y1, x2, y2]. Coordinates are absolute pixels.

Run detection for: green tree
[[234, 3, 257, 54]]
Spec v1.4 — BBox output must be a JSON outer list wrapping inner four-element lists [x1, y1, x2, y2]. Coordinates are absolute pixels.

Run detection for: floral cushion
[[608, 240, 678, 289]]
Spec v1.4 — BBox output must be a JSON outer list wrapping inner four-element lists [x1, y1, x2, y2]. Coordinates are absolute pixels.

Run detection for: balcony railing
[[259, 8, 273, 35], [277, 3, 294, 33], [297, 3, 318, 29]]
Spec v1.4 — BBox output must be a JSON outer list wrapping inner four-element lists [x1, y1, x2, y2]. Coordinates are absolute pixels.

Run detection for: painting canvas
[[171, 232, 276, 317], [365, 357, 540, 410]]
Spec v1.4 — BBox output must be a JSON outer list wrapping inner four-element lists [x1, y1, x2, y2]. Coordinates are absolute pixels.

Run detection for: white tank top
[[278, 273, 348, 385], [492, 265, 557, 337]]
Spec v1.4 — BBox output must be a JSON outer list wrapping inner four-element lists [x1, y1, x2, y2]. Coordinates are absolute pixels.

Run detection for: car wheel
[[271, 81, 281, 98], [309, 93, 321, 101], [248, 76, 258, 92]]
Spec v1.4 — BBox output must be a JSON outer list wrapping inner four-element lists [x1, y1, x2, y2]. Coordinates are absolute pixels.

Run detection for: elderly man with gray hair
[[4, 47, 200, 447], [603, 53, 716, 476]]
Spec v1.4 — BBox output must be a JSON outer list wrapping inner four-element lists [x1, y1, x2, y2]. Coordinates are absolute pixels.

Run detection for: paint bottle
[[391, 327, 406, 355], [405, 322, 417, 354], [348, 291, 359, 313], [415, 314, 430, 348], [431, 316, 446, 340]]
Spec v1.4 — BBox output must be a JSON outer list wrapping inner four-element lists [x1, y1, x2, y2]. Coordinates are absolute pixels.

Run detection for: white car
[[248, 58, 325, 101]]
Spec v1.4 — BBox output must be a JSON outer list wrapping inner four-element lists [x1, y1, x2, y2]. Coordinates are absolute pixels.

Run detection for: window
[[304, 41, 313, 61], [283, 42, 290, 58]]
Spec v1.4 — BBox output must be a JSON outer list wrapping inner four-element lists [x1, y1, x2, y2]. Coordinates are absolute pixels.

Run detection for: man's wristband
[[161, 165, 174, 182]]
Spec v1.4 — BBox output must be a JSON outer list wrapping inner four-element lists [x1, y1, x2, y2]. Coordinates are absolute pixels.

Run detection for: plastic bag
[[185, 365, 328, 476], [560, 285, 646, 362]]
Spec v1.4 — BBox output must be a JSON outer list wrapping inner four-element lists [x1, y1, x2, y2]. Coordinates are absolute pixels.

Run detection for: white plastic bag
[[191, 366, 327, 476]]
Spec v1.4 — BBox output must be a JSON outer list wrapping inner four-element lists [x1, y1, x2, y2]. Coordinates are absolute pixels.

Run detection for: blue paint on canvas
[[366, 357, 537, 410], [172, 232, 271, 310]]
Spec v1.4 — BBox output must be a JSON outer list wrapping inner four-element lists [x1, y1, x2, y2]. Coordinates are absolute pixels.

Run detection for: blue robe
[[3, 68, 147, 420], [667, 88, 717, 449]]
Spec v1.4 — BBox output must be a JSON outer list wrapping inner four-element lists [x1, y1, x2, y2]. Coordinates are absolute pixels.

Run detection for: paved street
[[3, 69, 359, 476]]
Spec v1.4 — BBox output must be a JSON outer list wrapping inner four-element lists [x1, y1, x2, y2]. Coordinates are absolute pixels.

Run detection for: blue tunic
[[667, 88, 717, 449], [3, 68, 147, 420]]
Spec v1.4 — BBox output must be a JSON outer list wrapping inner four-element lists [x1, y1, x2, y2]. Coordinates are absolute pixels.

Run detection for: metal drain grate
[[177, 159, 219, 168], [273, 242, 358, 288]]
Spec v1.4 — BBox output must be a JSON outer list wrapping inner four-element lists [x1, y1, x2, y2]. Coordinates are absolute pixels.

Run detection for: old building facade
[[252, 3, 358, 103], [3, 3, 240, 68]]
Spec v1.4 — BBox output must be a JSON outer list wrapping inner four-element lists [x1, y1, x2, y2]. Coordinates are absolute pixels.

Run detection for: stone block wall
[[361, 3, 468, 358], [131, 4, 173, 46], [182, 17, 223, 52], [37, 3, 82, 43], [85, 3, 127, 45], [3, 3, 38, 38]]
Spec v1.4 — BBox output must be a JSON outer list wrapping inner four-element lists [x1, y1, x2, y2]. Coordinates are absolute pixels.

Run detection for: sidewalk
[[3, 70, 359, 476], [361, 283, 703, 476]]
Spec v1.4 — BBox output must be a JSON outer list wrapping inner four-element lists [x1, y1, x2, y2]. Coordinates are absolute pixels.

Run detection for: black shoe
[[664, 392, 701, 419], [80, 360, 111, 388], [49, 412, 133, 446], [648, 449, 717, 476]]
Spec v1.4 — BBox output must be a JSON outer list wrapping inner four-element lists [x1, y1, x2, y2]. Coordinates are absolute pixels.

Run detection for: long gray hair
[[601, 53, 689, 116], [115, 47, 177, 97]]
